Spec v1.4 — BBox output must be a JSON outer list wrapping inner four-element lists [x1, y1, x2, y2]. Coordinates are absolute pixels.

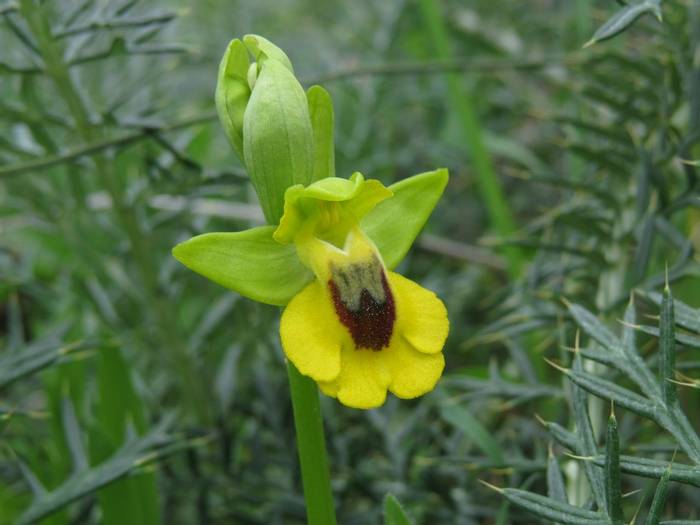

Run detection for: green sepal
[[274, 172, 392, 245], [307, 85, 335, 181], [362, 168, 449, 269], [172, 226, 312, 306], [215, 39, 251, 160], [243, 34, 293, 72], [243, 58, 314, 224]]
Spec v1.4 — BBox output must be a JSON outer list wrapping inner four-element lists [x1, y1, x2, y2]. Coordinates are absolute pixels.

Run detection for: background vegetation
[[1, 0, 699, 523]]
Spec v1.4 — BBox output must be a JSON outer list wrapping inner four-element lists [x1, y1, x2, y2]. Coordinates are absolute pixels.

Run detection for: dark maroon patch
[[329, 271, 396, 351]]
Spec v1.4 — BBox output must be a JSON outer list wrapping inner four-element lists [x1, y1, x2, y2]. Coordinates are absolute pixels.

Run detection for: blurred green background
[[2, 0, 700, 523]]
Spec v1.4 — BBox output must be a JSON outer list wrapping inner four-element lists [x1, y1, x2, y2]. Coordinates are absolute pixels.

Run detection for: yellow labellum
[[280, 227, 448, 409]]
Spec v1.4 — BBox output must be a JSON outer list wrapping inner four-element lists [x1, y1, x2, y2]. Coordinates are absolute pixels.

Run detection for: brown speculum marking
[[328, 255, 396, 351]]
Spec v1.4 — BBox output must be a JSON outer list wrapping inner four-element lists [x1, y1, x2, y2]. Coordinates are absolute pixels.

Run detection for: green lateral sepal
[[362, 168, 449, 269], [172, 226, 312, 306]]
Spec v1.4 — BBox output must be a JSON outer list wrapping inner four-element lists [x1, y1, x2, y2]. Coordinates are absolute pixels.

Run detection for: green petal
[[307, 85, 336, 181], [273, 173, 392, 244], [362, 168, 449, 269], [172, 226, 312, 306], [242, 34, 293, 72], [215, 39, 251, 160]]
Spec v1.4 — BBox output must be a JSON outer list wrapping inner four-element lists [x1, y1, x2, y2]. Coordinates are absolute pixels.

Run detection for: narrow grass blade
[[440, 403, 504, 464], [383, 494, 413, 525]]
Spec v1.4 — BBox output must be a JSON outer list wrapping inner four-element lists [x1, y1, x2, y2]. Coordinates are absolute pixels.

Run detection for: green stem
[[286, 362, 337, 525]]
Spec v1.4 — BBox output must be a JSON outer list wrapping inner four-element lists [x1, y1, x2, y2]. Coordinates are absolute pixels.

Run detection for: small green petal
[[172, 226, 312, 306], [274, 173, 392, 244], [242, 34, 293, 72], [362, 168, 449, 269]]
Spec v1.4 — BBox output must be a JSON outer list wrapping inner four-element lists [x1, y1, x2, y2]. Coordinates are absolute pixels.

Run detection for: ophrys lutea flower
[[276, 173, 448, 408], [173, 170, 449, 409]]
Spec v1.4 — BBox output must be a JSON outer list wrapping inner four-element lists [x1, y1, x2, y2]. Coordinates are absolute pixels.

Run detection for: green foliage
[[383, 494, 414, 525], [2, 0, 700, 523]]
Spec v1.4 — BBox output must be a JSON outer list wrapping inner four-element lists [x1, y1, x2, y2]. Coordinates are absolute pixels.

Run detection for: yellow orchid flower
[[173, 170, 449, 409], [276, 174, 449, 409], [175, 35, 449, 409]]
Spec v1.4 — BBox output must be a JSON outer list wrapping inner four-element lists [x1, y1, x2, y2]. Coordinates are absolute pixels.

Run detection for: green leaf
[[440, 402, 504, 464], [544, 420, 580, 452], [547, 448, 568, 505], [307, 85, 335, 181], [362, 168, 449, 270], [383, 494, 413, 525], [172, 226, 312, 306], [91, 348, 160, 525], [567, 302, 622, 354], [16, 420, 188, 525], [0, 339, 89, 390], [590, 455, 700, 487], [243, 34, 293, 72], [638, 291, 700, 334], [497, 488, 610, 525], [243, 59, 314, 223], [645, 468, 671, 525], [215, 38, 251, 160], [605, 411, 623, 525], [567, 367, 654, 418], [660, 283, 677, 406], [585, 2, 662, 47], [571, 353, 607, 509]]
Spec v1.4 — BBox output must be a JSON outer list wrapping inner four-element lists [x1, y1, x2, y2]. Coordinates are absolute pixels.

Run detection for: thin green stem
[[286, 362, 337, 525]]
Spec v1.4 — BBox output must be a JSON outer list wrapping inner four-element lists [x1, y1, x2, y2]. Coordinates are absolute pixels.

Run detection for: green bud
[[216, 35, 318, 224], [243, 56, 314, 224], [243, 34, 294, 72]]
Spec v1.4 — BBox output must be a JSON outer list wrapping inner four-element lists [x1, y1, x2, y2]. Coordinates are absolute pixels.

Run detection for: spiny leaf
[[590, 455, 700, 487], [0, 339, 95, 391], [571, 353, 607, 508], [567, 302, 623, 353], [644, 468, 671, 525], [16, 419, 190, 525], [659, 283, 678, 406], [566, 367, 654, 419], [585, 2, 662, 48], [605, 411, 623, 525], [547, 447, 568, 505], [495, 487, 611, 525]]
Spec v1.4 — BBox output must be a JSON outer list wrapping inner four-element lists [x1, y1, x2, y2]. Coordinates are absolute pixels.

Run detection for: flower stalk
[[286, 362, 337, 525]]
